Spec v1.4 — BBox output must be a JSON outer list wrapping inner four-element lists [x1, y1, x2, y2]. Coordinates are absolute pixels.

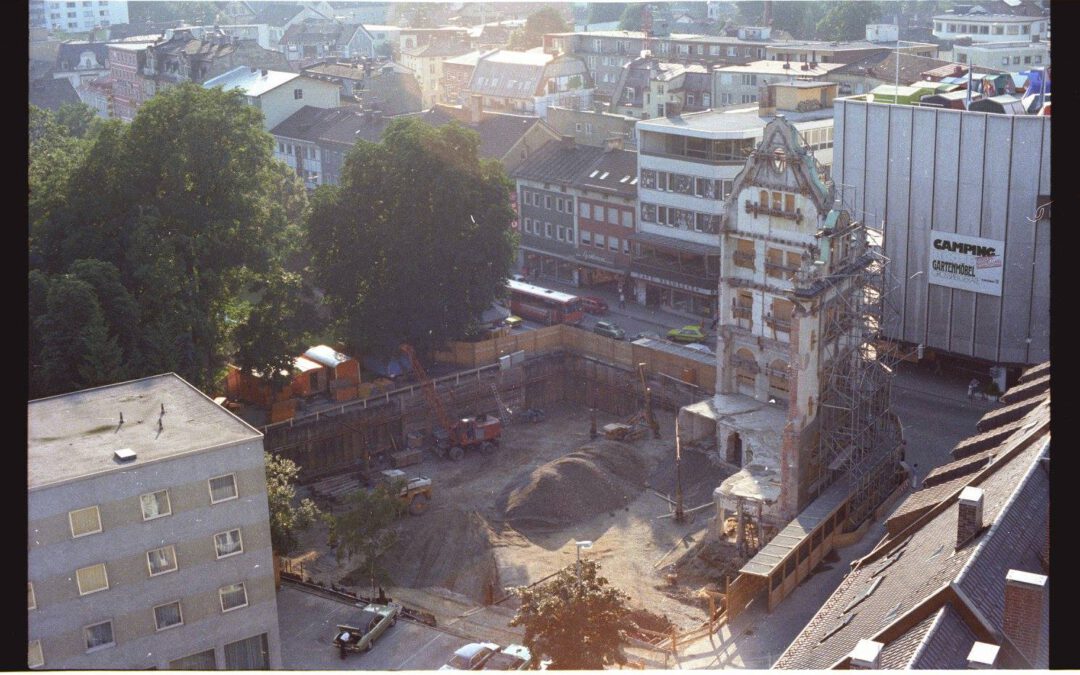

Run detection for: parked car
[[511, 273, 527, 282], [504, 315, 523, 329], [440, 642, 501, 670], [592, 320, 625, 340], [667, 325, 706, 343], [632, 331, 661, 342], [580, 296, 609, 315], [683, 342, 714, 355], [480, 644, 531, 670], [333, 602, 402, 659]]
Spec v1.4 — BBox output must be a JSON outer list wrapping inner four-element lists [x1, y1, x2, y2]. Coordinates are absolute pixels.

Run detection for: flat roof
[[506, 279, 578, 304], [28, 373, 262, 490], [637, 110, 766, 139], [203, 66, 301, 97], [716, 60, 847, 75], [933, 13, 1041, 20]]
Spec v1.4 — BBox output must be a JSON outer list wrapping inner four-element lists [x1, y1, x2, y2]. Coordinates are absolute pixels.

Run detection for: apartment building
[[952, 40, 1049, 71], [27, 373, 282, 670], [40, 0, 128, 33], [714, 60, 847, 106], [932, 12, 1047, 43], [203, 66, 341, 131], [632, 84, 836, 319]]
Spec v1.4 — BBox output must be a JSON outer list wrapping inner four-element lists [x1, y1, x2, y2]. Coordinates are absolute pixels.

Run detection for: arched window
[[734, 348, 758, 392]]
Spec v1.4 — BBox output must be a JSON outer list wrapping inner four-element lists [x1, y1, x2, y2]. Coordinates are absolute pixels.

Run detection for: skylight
[[589, 170, 600, 178], [620, 175, 630, 183], [630, 177, 638, 184], [600, 172, 609, 179]]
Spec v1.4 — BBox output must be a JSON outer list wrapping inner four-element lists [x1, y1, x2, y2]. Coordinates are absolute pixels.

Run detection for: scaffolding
[[815, 220, 905, 529]]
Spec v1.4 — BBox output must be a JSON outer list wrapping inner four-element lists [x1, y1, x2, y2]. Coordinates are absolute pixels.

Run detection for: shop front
[[523, 249, 578, 285]]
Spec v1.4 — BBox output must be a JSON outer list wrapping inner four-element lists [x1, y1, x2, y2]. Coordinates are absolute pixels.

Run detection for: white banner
[[928, 230, 1004, 297]]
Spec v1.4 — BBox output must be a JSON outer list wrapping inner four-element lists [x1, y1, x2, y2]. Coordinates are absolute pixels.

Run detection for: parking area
[[277, 584, 469, 670]]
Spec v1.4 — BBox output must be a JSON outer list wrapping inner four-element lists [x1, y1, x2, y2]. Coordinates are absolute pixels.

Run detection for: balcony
[[631, 256, 718, 291], [765, 315, 792, 337], [732, 305, 752, 320], [745, 200, 805, 225], [733, 251, 755, 269]]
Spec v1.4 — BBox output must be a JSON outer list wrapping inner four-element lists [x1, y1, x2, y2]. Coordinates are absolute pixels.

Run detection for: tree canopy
[[815, 2, 884, 41], [28, 87, 312, 398], [511, 559, 633, 670], [617, 4, 649, 31], [265, 452, 322, 555], [586, 2, 628, 24], [307, 117, 517, 359], [333, 483, 404, 594], [508, 6, 570, 50]]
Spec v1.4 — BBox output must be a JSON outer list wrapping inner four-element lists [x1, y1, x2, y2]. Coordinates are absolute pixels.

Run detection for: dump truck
[[373, 469, 433, 516]]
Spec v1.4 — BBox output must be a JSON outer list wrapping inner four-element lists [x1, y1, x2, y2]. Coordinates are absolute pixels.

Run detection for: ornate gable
[[727, 115, 833, 220]]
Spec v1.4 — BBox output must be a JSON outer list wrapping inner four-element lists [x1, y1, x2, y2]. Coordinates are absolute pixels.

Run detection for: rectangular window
[[1024, 56, 1031, 64], [641, 203, 656, 223], [224, 634, 269, 669], [580, 230, 591, 244], [277, 142, 284, 153], [84, 620, 114, 651], [607, 207, 618, 224], [545, 222, 552, 238], [147, 545, 178, 576], [293, 88, 303, 99], [579, 201, 589, 218], [69, 506, 102, 538], [1034, 56, 1042, 64], [29, 582, 36, 610], [28, 641, 43, 669], [1002, 57, 1010, 66], [209, 474, 237, 503], [545, 195, 552, 209], [784, 193, 795, 213], [76, 563, 108, 595], [1013, 56, 1021, 65], [1007, 25, 1019, 35], [219, 583, 248, 612], [609, 237, 618, 251], [154, 601, 184, 631], [594, 234, 605, 249], [621, 210, 632, 228], [556, 197, 564, 212], [623, 240, 630, 254], [170, 649, 217, 670], [140, 490, 171, 520]]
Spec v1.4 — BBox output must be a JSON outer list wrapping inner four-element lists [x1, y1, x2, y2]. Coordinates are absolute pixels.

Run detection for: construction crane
[[400, 344, 503, 461]]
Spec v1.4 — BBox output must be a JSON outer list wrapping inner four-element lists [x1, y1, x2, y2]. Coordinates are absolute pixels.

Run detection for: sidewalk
[[525, 274, 709, 335]]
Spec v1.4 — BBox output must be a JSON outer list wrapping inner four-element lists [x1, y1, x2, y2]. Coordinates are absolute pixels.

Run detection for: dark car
[[592, 320, 625, 340], [580, 296, 609, 315]]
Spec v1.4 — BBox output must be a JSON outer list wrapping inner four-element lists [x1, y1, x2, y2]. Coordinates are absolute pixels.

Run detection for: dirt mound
[[500, 440, 650, 530], [628, 607, 675, 633], [379, 509, 500, 605]]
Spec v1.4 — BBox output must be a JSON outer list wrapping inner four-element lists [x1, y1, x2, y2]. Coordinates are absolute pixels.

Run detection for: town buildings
[[544, 105, 638, 149], [714, 60, 847, 106], [464, 50, 593, 117], [831, 97, 1050, 370], [610, 54, 711, 119], [36, 0, 128, 33], [775, 364, 1049, 669], [203, 66, 340, 130], [28, 373, 282, 670], [279, 18, 374, 65], [400, 39, 473, 108], [952, 40, 1049, 71], [932, 12, 1048, 43]]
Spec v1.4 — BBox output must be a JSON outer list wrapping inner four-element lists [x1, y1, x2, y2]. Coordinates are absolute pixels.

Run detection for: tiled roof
[[951, 416, 1028, 459], [470, 53, 548, 99], [29, 77, 80, 111], [912, 604, 980, 669], [774, 367, 1049, 670], [282, 20, 344, 44], [421, 107, 544, 160], [511, 141, 605, 184], [56, 42, 109, 70], [886, 474, 968, 537], [1018, 361, 1050, 383], [577, 149, 637, 198], [252, 3, 309, 26], [921, 448, 995, 487], [877, 609, 938, 668], [834, 52, 1005, 83], [1000, 373, 1049, 404], [401, 41, 472, 58]]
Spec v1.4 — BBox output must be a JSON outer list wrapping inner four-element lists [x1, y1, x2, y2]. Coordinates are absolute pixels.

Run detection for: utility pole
[[674, 418, 685, 523]]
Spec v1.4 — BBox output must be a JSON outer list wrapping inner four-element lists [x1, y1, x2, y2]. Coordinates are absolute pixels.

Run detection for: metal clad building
[[832, 99, 1049, 365]]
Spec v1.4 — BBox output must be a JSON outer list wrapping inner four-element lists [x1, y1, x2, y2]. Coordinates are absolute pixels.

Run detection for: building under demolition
[[679, 116, 904, 596]]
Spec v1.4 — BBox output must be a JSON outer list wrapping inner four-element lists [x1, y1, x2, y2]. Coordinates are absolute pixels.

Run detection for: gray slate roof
[[29, 77, 80, 111], [423, 108, 544, 160], [774, 364, 1050, 670], [56, 42, 109, 71], [511, 140, 605, 185]]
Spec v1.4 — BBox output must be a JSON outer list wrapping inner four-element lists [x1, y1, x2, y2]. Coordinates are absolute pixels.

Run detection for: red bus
[[506, 279, 585, 326]]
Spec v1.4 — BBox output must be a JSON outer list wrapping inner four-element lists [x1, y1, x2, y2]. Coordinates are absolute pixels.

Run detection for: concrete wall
[[259, 77, 340, 130], [28, 439, 281, 670], [833, 98, 1049, 365]]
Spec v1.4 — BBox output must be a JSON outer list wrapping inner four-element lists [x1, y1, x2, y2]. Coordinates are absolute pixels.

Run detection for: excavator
[[400, 344, 503, 461]]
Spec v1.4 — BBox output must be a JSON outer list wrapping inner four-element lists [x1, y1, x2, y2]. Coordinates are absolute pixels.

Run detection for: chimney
[[849, 639, 883, 670], [1003, 569, 1047, 665], [956, 486, 983, 548], [469, 93, 483, 124], [261, 68, 268, 76], [966, 642, 1000, 669]]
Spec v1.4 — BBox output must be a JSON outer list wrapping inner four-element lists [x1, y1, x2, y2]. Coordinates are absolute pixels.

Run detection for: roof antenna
[[119, 412, 124, 425]]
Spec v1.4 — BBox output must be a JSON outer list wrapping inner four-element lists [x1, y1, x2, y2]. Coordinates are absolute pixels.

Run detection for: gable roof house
[[421, 102, 561, 172], [774, 363, 1049, 669], [400, 39, 474, 108], [203, 66, 340, 130], [465, 50, 593, 118]]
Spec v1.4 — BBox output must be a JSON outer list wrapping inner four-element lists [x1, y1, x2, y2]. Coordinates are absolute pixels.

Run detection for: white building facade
[[42, 0, 128, 32], [953, 40, 1049, 71], [932, 13, 1047, 43]]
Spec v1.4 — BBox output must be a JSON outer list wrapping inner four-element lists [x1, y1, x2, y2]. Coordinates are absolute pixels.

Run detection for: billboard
[[928, 230, 1004, 297]]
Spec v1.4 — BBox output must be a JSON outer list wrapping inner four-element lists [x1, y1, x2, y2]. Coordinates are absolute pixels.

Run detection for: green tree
[[587, 2, 627, 24], [511, 559, 633, 670], [68, 259, 141, 365], [55, 102, 99, 138], [617, 3, 648, 31], [265, 452, 322, 556], [232, 271, 319, 394], [334, 484, 404, 595], [816, 1, 883, 42], [508, 6, 569, 50], [78, 312, 126, 388], [308, 118, 516, 359], [34, 276, 109, 396]]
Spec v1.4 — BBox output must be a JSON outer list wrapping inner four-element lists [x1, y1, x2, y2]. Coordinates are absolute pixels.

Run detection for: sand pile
[[380, 509, 500, 605], [500, 440, 650, 530]]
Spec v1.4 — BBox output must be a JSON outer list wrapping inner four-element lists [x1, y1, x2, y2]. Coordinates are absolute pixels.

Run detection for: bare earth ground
[[289, 402, 737, 631]]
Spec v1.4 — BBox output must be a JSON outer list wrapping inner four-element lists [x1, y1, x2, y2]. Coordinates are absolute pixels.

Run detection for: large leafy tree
[[511, 560, 634, 670], [508, 6, 570, 50], [308, 117, 516, 359], [617, 4, 648, 31], [587, 2, 628, 24], [265, 452, 322, 556], [816, 1, 883, 42], [334, 484, 404, 595]]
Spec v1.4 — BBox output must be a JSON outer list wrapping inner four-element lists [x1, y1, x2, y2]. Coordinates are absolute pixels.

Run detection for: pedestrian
[[967, 378, 979, 401], [619, 289, 626, 309]]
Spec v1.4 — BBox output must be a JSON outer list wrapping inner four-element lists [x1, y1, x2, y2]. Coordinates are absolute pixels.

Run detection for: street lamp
[[575, 540, 593, 583]]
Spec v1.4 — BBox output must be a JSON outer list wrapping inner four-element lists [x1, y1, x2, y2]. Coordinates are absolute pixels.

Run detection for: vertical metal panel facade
[[833, 99, 1049, 365]]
